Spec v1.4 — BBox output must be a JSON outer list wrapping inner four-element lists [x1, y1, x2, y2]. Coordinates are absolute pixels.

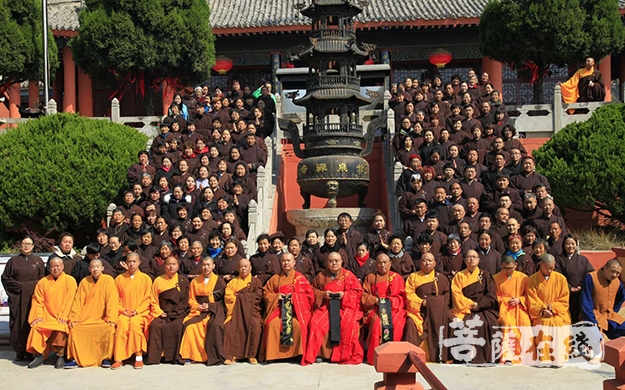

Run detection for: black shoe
[[28, 354, 44, 369], [55, 355, 65, 369], [14, 354, 26, 362]]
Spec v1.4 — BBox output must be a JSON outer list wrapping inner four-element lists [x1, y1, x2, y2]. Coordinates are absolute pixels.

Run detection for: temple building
[[6, 0, 624, 118]]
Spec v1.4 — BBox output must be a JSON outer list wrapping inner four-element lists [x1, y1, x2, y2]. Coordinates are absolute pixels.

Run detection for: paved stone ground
[[0, 346, 613, 390]]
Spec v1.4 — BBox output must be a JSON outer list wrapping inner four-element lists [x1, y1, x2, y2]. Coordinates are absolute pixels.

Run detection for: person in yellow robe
[[65, 259, 119, 368], [111, 253, 152, 370], [559, 57, 605, 103], [26, 257, 77, 369], [526, 254, 571, 366], [223, 258, 263, 365], [179, 256, 227, 365], [260, 252, 314, 363], [493, 255, 531, 364], [404, 253, 452, 362]]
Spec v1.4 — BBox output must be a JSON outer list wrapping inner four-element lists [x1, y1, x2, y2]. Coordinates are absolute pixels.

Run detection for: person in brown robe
[[260, 252, 314, 362], [440, 234, 465, 280], [1, 237, 45, 360], [250, 234, 281, 285], [286, 238, 316, 284], [312, 228, 349, 274], [336, 212, 362, 263], [146, 256, 190, 365], [556, 234, 594, 323], [350, 242, 378, 282], [223, 258, 264, 364], [510, 156, 550, 196], [363, 212, 392, 256], [215, 239, 245, 282], [239, 132, 267, 177], [531, 196, 567, 239], [404, 253, 452, 362], [450, 250, 500, 365], [386, 234, 416, 280]]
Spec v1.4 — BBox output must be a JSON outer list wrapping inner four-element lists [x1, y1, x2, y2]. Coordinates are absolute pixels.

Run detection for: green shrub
[[0, 113, 147, 234], [533, 103, 625, 224]]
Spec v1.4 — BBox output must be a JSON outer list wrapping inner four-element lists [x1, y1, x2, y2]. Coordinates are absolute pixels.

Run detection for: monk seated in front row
[[303, 251, 364, 365], [260, 252, 314, 363]]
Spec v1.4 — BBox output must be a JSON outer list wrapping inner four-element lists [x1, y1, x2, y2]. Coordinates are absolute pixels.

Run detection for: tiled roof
[[209, 0, 488, 30], [48, 0, 625, 33]]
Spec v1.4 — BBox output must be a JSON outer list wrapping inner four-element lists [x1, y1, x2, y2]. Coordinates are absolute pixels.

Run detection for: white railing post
[[275, 94, 283, 156], [106, 203, 117, 227], [387, 108, 395, 140], [247, 200, 258, 256], [393, 161, 403, 184], [265, 136, 274, 192], [111, 98, 121, 123], [48, 99, 57, 115], [383, 90, 390, 112], [553, 85, 563, 133], [382, 102, 402, 234]]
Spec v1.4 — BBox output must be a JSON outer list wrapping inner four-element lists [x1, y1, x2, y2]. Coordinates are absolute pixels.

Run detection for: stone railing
[[246, 118, 279, 255], [504, 85, 611, 135], [109, 98, 162, 138], [0, 99, 58, 132], [0, 98, 161, 138]]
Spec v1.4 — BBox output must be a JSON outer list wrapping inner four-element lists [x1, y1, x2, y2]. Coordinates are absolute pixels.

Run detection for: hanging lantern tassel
[[429, 49, 452, 69], [212, 56, 234, 75]]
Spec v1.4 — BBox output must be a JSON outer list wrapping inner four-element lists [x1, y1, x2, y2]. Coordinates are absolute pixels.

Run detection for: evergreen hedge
[[0, 113, 147, 234], [533, 103, 625, 224]]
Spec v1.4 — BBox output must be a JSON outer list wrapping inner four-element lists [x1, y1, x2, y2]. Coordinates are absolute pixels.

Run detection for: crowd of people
[[1, 69, 622, 370]]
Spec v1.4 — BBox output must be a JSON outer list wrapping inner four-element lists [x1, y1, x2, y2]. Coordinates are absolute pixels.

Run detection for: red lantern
[[212, 56, 233, 75], [364, 58, 375, 65], [429, 49, 452, 69]]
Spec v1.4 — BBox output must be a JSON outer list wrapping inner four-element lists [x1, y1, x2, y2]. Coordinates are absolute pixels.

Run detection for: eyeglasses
[[328, 259, 342, 264], [22, 243, 34, 247]]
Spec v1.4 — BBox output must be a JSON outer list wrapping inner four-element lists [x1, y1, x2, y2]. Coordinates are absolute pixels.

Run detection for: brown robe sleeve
[[361, 273, 378, 311]]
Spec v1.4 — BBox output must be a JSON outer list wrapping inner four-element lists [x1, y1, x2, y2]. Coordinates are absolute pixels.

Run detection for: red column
[[78, 70, 93, 117], [28, 80, 39, 108], [162, 79, 174, 116], [598, 55, 612, 102], [63, 47, 76, 113], [481, 57, 503, 94], [9, 83, 20, 119]]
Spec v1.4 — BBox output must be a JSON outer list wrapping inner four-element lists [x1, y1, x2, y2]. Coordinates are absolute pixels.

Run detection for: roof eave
[[52, 29, 78, 37], [212, 17, 481, 36]]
